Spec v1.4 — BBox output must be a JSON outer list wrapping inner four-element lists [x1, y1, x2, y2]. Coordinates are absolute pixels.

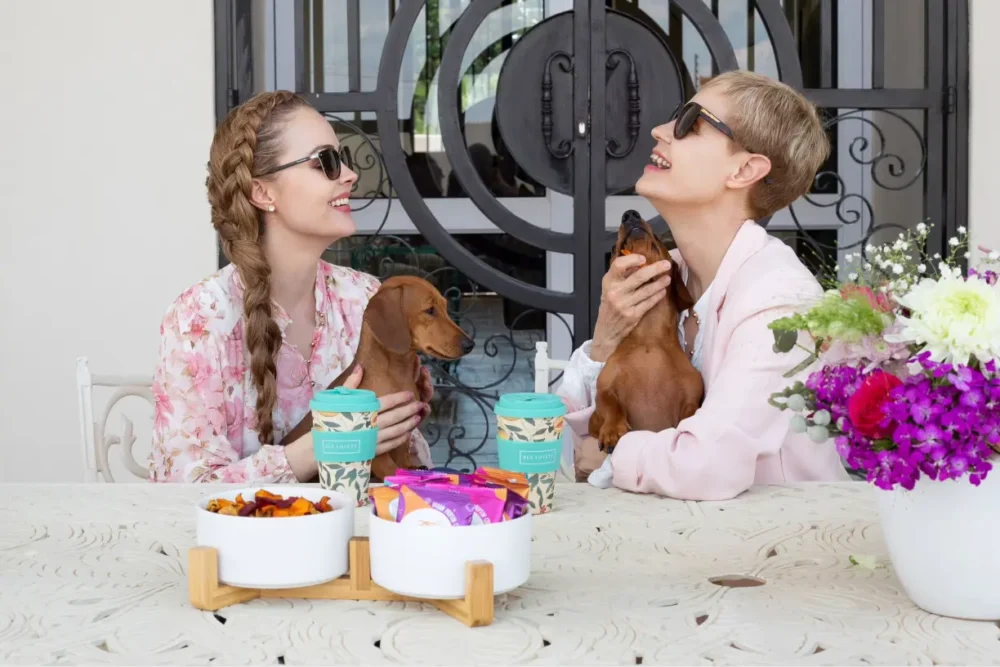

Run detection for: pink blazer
[[559, 221, 851, 500]]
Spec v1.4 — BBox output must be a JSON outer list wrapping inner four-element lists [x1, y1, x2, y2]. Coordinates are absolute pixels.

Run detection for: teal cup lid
[[494, 392, 567, 419], [309, 387, 381, 413]]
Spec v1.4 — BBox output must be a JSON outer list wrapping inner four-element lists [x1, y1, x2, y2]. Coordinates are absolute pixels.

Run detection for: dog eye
[[425, 306, 436, 316]]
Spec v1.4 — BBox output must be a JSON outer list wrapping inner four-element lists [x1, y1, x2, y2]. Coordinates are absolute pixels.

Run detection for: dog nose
[[622, 209, 643, 230], [461, 337, 475, 354]]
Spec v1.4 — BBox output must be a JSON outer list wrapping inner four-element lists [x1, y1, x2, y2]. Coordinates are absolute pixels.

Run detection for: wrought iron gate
[[215, 0, 969, 470]]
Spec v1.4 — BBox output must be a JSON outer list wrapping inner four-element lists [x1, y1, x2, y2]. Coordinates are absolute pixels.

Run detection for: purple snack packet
[[400, 483, 506, 524], [504, 493, 529, 520], [398, 485, 476, 526], [382, 473, 454, 488]]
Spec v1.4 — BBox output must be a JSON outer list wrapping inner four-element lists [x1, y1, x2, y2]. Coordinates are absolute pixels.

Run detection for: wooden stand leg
[[188, 537, 497, 627], [430, 560, 495, 627], [188, 546, 261, 611]]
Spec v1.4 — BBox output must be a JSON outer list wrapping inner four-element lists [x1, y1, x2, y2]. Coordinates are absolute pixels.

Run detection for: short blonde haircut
[[701, 70, 830, 220]]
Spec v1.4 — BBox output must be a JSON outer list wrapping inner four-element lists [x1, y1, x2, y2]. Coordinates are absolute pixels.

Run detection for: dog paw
[[598, 421, 628, 453]]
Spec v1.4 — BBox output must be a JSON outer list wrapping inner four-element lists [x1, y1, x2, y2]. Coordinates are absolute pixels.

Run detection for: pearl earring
[[267, 205, 275, 212]]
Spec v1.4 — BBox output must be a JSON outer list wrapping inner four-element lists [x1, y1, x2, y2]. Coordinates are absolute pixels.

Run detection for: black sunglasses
[[669, 101, 773, 184], [258, 145, 354, 180], [670, 101, 738, 143]]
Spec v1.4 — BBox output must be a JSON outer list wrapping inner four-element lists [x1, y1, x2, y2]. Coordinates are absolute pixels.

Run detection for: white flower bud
[[808, 425, 830, 443], [786, 394, 806, 412], [892, 264, 904, 275], [958, 226, 967, 234], [917, 222, 928, 233], [849, 272, 858, 281], [790, 415, 808, 433], [813, 409, 831, 426], [918, 263, 927, 273], [949, 237, 959, 247]]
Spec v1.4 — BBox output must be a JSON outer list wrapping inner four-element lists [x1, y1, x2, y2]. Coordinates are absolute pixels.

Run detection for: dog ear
[[364, 286, 412, 354], [670, 260, 696, 313]]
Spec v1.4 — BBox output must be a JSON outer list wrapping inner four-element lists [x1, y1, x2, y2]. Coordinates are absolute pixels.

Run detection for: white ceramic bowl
[[195, 485, 354, 589], [369, 512, 532, 599]]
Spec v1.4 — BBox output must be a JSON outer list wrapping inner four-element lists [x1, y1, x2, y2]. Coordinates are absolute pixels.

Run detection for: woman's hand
[[589, 254, 672, 362], [415, 365, 434, 425]]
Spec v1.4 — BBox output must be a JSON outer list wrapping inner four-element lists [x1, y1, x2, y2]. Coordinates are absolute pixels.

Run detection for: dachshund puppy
[[588, 210, 704, 453], [281, 275, 474, 480]]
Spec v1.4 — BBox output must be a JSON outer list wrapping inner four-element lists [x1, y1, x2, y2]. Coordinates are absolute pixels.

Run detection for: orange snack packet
[[474, 467, 530, 500], [370, 485, 400, 521]]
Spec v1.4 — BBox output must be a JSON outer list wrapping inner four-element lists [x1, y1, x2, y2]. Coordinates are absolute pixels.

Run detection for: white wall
[[0, 1, 218, 482], [970, 0, 1000, 263]]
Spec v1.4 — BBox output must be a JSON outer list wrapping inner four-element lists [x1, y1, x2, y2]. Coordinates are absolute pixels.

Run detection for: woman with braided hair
[[149, 91, 433, 483]]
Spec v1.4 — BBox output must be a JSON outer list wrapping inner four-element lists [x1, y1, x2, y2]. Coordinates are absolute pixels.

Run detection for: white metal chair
[[75, 357, 154, 482], [533, 341, 576, 481]]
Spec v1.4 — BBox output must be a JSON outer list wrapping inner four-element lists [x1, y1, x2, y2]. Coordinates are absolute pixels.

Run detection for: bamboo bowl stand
[[187, 536, 496, 627]]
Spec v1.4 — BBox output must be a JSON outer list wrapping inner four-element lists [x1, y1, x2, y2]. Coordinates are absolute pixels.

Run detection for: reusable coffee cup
[[310, 387, 381, 507], [494, 392, 566, 514]]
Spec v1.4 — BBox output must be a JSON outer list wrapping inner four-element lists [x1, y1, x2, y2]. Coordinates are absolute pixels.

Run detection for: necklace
[[684, 307, 699, 358]]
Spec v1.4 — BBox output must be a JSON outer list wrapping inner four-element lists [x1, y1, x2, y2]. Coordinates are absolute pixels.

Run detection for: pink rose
[[840, 284, 892, 313]]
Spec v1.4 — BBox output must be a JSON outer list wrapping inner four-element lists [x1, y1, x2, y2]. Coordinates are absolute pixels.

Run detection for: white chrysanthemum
[[889, 275, 1000, 365]]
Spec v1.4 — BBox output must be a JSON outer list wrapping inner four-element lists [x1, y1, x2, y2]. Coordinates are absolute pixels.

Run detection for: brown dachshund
[[588, 210, 705, 453], [281, 275, 475, 480]]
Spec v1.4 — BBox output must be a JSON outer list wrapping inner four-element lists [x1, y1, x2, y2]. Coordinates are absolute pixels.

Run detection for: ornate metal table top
[[1, 482, 997, 665]]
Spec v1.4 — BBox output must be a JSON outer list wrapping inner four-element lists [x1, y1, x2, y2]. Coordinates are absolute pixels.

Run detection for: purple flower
[[949, 367, 980, 391], [916, 423, 946, 447], [816, 355, 998, 490], [910, 397, 943, 424], [960, 389, 985, 409]]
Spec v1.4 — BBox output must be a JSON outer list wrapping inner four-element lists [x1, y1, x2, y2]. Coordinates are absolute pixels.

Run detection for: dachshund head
[[364, 275, 475, 360], [614, 210, 694, 313]]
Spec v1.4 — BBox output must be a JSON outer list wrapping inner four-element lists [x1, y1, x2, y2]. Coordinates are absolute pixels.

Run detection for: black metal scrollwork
[[788, 109, 928, 260], [355, 232, 574, 470], [323, 114, 395, 236], [605, 48, 640, 159], [541, 51, 574, 160]]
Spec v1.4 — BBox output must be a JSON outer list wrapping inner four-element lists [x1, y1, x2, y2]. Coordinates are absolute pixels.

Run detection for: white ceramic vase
[[876, 468, 1000, 620]]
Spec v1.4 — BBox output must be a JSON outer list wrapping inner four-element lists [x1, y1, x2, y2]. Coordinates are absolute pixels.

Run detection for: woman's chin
[[324, 212, 356, 238], [635, 174, 667, 201]]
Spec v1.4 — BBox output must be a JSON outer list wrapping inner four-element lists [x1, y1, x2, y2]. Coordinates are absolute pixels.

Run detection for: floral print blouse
[[149, 261, 432, 483]]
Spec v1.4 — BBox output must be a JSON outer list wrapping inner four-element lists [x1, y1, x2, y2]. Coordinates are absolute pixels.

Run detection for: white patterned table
[[1, 482, 998, 665]]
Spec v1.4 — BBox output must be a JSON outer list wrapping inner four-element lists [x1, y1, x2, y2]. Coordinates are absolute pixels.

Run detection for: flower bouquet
[[767, 223, 1000, 619]]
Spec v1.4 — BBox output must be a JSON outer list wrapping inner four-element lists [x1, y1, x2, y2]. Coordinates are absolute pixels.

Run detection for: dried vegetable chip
[[205, 490, 334, 517]]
